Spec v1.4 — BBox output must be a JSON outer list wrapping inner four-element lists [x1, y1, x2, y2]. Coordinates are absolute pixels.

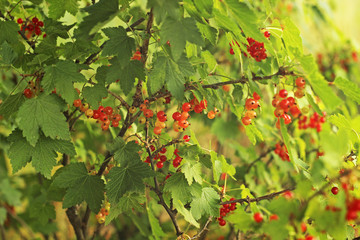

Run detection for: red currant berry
[[172, 112, 182, 121], [229, 48, 234, 55], [182, 102, 191, 112], [253, 92, 261, 100], [17, 18, 23, 24], [295, 77, 306, 87], [253, 212, 263, 223], [32, 17, 38, 23], [183, 135, 190, 142], [269, 214, 279, 221], [194, 104, 203, 113], [104, 106, 113, 115], [264, 31, 271, 38], [159, 155, 167, 162], [241, 116, 252, 125], [154, 126, 162, 135], [218, 218, 226, 226], [23, 88, 33, 98], [200, 100, 207, 109], [150, 145, 155, 152], [156, 161, 164, 169], [331, 187, 339, 195], [157, 111, 165, 119], [160, 148, 167, 154], [37, 21, 44, 27], [279, 89, 288, 98]]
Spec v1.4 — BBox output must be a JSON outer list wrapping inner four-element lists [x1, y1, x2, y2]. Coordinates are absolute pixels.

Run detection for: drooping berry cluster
[[144, 145, 168, 169], [294, 77, 306, 98], [95, 202, 110, 224], [17, 17, 46, 38], [73, 99, 121, 131], [172, 98, 207, 132], [274, 142, 290, 162], [246, 37, 267, 62], [241, 92, 261, 126], [218, 198, 236, 226], [272, 88, 302, 129], [346, 197, 360, 220], [172, 148, 182, 168], [298, 112, 326, 132], [23, 80, 46, 99]]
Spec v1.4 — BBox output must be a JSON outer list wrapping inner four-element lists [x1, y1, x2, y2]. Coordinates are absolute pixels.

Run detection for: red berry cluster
[[242, 92, 261, 126], [172, 98, 208, 132], [17, 17, 46, 38], [144, 145, 168, 169], [346, 198, 360, 221], [298, 112, 326, 132], [218, 198, 236, 226], [274, 142, 290, 162], [294, 77, 306, 98], [95, 202, 110, 224], [272, 86, 304, 129], [298, 236, 315, 240], [131, 50, 142, 61], [73, 99, 121, 131], [23, 80, 45, 99], [246, 37, 267, 62], [172, 148, 182, 168]]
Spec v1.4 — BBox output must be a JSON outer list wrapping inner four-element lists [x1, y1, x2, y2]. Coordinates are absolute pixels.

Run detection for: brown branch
[[146, 67, 296, 103], [220, 188, 295, 205], [190, 217, 212, 239], [107, 90, 130, 110], [246, 147, 275, 173], [143, 120, 183, 236], [66, 207, 85, 240]]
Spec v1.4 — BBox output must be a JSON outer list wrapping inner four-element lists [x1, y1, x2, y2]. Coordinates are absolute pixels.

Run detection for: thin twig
[[246, 147, 275, 173], [220, 188, 295, 205], [190, 217, 212, 239]]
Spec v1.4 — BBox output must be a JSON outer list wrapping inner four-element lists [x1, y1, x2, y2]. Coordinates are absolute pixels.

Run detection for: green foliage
[[17, 94, 70, 146], [1, 0, 360, 239], [53, 162, 105, 212]]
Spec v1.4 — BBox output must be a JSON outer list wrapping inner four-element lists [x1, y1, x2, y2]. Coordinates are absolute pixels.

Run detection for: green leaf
[[193, 0, 213, 18], [191, 187, 219, 220], [17, 94, 70, 146], [59, 39, 99, 61], [29, 195, 56, 225], [282, 18, 303, 57], [334, 76, 360, 104], [47, 0, 79, 19], [8, 130, 76, 178], [197, 22, 218, 45], [105, 192, 145, 225], [106, 160, 153, 203], [160, 17, 204, 61], [42, 60, 86, 104], [328, 113, 352, 130], [106, 58, 145, 95], [0, 207, 6, 225], [82, 83, 108, 108], [164, 172, 193, 203], [244, 124, 264, 145], [148, 55, 194, 99], [280, 118, 298, 172], [226, 1, 265, 42], [0, 92, 25, 118], [108, 138, 142, 165], [76, 0, 119, 38], [299, 55, 342, 111], [102, 27, 135, 65], [173, 199, 200, 228], [182, 162, 203, 185], [53, 163, 105, 212], [0, 179, 21, 206], [147, 0, 180, 25], [1, 41, 18, 64], [226, 207, 252, 232], [0, 21, 19, 44], [147, 207, 166, 240]]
